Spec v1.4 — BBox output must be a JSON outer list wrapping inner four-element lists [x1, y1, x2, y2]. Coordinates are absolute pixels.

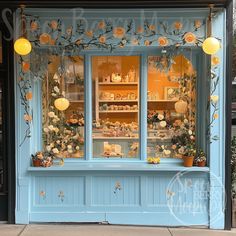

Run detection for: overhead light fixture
[[14, 7, 32, 56], [202, 5, 220, 55]]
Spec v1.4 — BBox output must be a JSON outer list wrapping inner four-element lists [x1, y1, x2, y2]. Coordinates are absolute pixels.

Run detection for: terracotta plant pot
[[183, 156, 194, 167], [197, 161, 206, 167], [32, 159, 42, 167]]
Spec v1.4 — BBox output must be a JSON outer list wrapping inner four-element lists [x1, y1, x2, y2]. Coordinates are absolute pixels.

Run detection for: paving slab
[[0, 224, 25, 236], [170, 227, 236, 236], [21, 224, 171, 236]]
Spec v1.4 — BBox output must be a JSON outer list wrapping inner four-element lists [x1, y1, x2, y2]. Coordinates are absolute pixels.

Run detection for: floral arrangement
[[171, 118, 195, 157], [31, 151, 53, 167], [147, 157, 161, 164], [156, 145, 171, 156], [42, 68, 85, 158], [183, 144, 196, 157], [195, 149, 206, 163], [93, 119, 138, 137], [147, 110, 170, 128]]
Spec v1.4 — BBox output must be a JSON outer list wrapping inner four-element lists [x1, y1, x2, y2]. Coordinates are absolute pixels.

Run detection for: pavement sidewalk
[[1, 224, 236, 236]]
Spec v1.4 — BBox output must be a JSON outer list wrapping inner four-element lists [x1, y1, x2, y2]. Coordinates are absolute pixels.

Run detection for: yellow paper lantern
[[54, 98, 70, 111], [14, 37, 32, 56], [175, 100, 188, 114], [202, 37, 220, 55]]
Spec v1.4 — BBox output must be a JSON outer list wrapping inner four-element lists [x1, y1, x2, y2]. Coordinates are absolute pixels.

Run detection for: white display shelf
[[98, 82, 138, 85], [93, 136, 139, 140], [99, 100, 138, 103], [99, 110, 138, 113], [69, 100, 84, 103], [148, 100, 178, 102]]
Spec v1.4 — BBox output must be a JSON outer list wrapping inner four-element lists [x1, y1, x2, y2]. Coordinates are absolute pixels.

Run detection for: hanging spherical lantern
[[175, 100, 188, 114], [54, 98, 70, 111], [14, 37, 32, 56], [202, 37, 220, 55]]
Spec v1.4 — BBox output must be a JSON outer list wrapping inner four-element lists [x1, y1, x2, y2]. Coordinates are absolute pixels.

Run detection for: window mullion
[[140, 53, 147, 161], [84, 54, 93, 161]]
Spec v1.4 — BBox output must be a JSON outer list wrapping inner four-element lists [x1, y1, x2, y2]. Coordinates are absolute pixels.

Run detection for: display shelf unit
[[99, 100, 138, 103], [148, 100, 178, 102], [98, 82, 138, 85], [99, 110, 138, 113], [92, 136, 139, 140], [95, 78, 139, 121]]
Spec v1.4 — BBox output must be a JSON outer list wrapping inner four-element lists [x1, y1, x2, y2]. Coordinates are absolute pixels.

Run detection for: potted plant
[[182, 145, 196, 167], [31, 151, 44, 167], [231, 137, 236, 227], [195, 150, 207, 167], [31, 151, 53, 167]]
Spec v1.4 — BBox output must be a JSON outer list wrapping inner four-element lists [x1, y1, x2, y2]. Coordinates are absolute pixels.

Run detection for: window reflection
[[92, 56, 140, 159], [42, 56, 85, 158], [147, 54, 196, 159]]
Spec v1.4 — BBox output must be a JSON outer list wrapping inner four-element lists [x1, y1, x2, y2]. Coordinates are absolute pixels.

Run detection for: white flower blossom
[[68, 149, 73, 154], [50, 143, 55, 148], [46, 145, 51, 152], [67, 145, 72, 149], [168, 88, 174, 95], [52, 148, 59, 154], [188, 130, 193, 135], [76, 146, 80, 150], [54, 86, 60, 93], [52, 118, 58, 123], [158, 114, 164, 120], [48, 125, 54, 131], [51, 93, 57, 97], [43, 127, 49, 133], [48, 111, 55, 118], [54, 127, 59, 133], [56, 140, 60, 144], [164, 149, 171, 155], [184, 119, 188, 124], [160, 121, 167, 127], [210, 95, 219, 104]]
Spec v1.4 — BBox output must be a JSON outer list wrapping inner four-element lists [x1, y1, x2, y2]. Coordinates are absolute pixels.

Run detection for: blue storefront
[[13, 4, 231, 229]]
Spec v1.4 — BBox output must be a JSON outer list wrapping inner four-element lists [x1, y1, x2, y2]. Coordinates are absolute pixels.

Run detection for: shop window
[[92, 56, 140, 159], [42, 56, 85, 158], [147, 54, 196, 159]]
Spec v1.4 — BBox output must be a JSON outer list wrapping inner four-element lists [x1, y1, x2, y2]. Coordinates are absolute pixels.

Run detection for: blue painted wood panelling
[[91, 176, 140, 206]]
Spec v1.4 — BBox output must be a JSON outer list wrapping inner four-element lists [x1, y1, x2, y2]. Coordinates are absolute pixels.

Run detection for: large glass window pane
[[147, 54, 196, 159], [42, 56, 85, 158], [92, 55, 140, 159]]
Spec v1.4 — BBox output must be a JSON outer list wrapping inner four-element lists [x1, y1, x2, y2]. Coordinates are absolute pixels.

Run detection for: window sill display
[[31, 151, 53, 167], [147, 157, 161, 164], [195, 150, 207, 167]]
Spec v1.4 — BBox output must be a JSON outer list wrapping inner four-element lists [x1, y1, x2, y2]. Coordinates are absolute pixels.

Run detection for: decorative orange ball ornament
[[54, 98, 70, 111], [14, 37, 32, 56]]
